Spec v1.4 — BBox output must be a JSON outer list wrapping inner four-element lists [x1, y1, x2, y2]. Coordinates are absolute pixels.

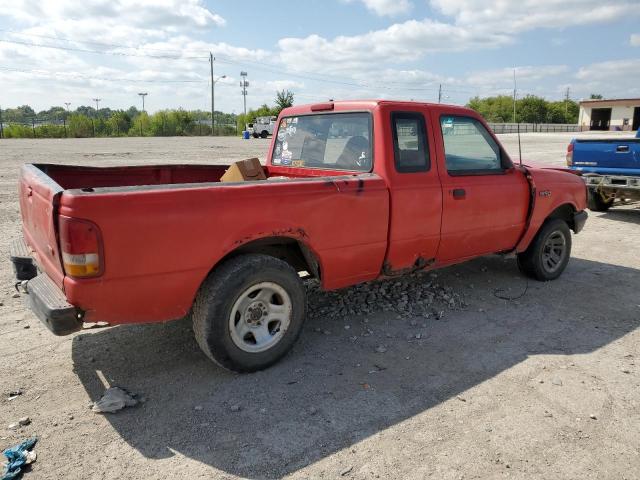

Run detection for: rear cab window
[[271, 112, 372, 172], [440, 116, 505, 174], [391, 112, 430, 173]]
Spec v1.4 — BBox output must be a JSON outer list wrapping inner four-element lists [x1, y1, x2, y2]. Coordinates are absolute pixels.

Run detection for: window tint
[[392, 112, 429, 173], [271, 113, 372, 171], [440, 116, 502, 173]]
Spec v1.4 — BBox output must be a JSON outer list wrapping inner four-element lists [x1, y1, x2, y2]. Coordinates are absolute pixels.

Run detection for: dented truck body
[[11, 101, 588, 358]]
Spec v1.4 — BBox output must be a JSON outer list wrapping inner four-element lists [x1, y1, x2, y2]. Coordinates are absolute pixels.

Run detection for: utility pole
[[210, 53, 215, 136], [138, 92, 148, 112], [64, 102, 71, 112], [512, 69, 517, 123], [92, 98, 101, 115], [564, 87, 570, 117], [240, 71, 248, 118], [438, 84, 442, 103]]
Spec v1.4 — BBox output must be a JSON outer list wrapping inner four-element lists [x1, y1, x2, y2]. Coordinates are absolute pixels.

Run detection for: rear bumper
[[573, 210, 588, 234], [10, 238, 84, 335]]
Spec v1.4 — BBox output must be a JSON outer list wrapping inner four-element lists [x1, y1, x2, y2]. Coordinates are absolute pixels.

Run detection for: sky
[[0, 0, 639, 114]]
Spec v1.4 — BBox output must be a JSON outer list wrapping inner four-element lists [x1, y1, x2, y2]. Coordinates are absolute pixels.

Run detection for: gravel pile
[[305, 271, 465, 322]]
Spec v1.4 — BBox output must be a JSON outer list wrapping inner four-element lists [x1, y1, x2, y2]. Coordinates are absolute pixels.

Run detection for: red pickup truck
[[11, 100, 587, 372]]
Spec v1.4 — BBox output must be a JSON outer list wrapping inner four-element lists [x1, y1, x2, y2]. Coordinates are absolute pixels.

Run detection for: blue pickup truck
[[567, 128, 640, 211]]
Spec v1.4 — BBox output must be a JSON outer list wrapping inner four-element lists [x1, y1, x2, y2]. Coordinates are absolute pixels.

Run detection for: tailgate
[[573, 139, 640, 173], [19, 165, 65, 288]]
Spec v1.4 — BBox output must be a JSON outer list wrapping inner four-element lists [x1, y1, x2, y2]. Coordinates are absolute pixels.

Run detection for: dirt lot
[[1, 133, 639, 479]]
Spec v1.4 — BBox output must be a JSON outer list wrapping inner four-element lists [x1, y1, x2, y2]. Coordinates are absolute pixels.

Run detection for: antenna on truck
[[513, 68, 522, 166], [517, 123, 522, 166]]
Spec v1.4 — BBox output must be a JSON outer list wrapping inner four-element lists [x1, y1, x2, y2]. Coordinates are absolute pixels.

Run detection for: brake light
[[566, 143, 574, 166], [59, 216, 104, 278]]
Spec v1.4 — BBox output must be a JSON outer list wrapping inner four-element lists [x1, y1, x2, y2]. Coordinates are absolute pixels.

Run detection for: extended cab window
[[271, 113, 372, 171], [440, 116, 502, 174], [392, 112, 429, 173]]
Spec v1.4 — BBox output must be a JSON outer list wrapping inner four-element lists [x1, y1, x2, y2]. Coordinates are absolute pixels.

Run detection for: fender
[[210, 219, 324, 279], [515, 167, 587, 252]]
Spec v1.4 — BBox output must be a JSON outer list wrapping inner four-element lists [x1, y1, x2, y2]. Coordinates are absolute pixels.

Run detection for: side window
[[392, 112, 429, 173], [440, 116, 502, 174]]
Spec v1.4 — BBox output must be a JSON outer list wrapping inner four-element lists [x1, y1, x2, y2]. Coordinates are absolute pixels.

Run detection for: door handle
[[616, 145, 629, 153], [452, 188, 466, 199], [26, 186, 33, 197]]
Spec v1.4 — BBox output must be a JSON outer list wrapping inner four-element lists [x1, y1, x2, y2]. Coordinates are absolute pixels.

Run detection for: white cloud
[[574, 59, 640, 99], [345, 0, 412, 16], [278, 19, 509, 74], [467, 65, 569, 87], [277, 0, 639, 75], [0, 0, 225, 29], [429, 0, 636, 32], [631, 34, 640, 47]]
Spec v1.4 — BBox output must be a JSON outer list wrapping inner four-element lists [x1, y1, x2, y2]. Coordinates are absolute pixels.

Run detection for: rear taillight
[[566, 142, 574, 166], [59, 216, 103, 278]]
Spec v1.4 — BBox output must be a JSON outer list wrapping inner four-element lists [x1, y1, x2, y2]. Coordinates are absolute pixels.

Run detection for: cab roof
[[280, 99, 471, 116]]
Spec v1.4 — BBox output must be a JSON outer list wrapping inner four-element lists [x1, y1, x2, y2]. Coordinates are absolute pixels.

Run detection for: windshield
[[271, 112, 372, 171]]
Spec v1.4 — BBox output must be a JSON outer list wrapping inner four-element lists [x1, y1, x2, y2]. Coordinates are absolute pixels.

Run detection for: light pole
[[138, 92, 148, 113], [64, 102, 71, 112], [92, 98, 101, 115], [212, 74, 226, 136], [240, 71, 248, 118]]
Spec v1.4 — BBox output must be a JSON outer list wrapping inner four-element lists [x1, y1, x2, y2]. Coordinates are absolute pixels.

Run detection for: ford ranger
[[10, 100, 588, 372], [567, 128, 640, 210]]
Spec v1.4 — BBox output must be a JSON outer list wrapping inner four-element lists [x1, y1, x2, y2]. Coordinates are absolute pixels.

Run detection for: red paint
[[18, 100, 587, 325]]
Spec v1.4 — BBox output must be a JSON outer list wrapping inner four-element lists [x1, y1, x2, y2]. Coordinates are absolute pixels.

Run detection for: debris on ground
[[2, 437, 37, 480], [7, 390, 22, 401], [230, 405, 241, 412], [340, 465, 354, 476], [305, 272, 465, 323], [91, 387, 138, 413]]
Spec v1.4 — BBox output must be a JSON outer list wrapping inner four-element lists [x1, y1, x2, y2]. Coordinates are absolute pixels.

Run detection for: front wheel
[[517, 219, 572, 281], [192, 254, 306, 372], [260, 130, 268, 139]]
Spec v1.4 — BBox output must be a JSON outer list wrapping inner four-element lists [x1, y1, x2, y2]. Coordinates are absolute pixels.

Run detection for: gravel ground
[[1, 132, 639, 479]]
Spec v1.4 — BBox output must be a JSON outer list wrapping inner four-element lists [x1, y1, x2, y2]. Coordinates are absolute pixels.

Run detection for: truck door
[[432, 113, 529, 261], [383, 110, 442, 272]]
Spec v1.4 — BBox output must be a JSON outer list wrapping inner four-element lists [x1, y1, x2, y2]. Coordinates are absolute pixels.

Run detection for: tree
[[107, 111, 131, 136], [274, 90, 294, 115], [467, 95, 514, 122], [68, 114, 93, 138], [517, 95, 548, 123]]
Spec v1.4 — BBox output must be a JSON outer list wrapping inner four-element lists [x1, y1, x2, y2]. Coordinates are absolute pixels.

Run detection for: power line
[[0, 28, 197, 55], [0, 38, 207, 59], [0, 66, 207, 83]]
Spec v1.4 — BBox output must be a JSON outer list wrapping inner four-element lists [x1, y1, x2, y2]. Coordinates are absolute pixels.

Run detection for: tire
[[587, 189, 614, 212], [252, 132, 259, 138], [517, 218, 572, 281], [192, 254, 306, 372], [260, 130, 268, 139]]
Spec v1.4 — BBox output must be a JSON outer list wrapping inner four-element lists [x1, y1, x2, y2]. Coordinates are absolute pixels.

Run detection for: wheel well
[[223, 237, 320, 279], [547, 203, 576, 230]]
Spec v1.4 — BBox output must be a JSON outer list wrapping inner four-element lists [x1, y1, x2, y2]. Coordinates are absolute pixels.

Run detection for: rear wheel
[[587, 189, 614, 211], [260, 130, 268, 139], [517, 219, 572, 281], [192, 254, 306, 372]]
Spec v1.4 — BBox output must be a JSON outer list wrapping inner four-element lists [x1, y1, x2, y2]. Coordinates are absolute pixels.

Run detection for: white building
[[578, 98, 640, 131]]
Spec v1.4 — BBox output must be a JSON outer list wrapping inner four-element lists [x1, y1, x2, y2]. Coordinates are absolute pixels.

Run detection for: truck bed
[[19, 162, 390, 324], [570, 138, 640, 175]]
